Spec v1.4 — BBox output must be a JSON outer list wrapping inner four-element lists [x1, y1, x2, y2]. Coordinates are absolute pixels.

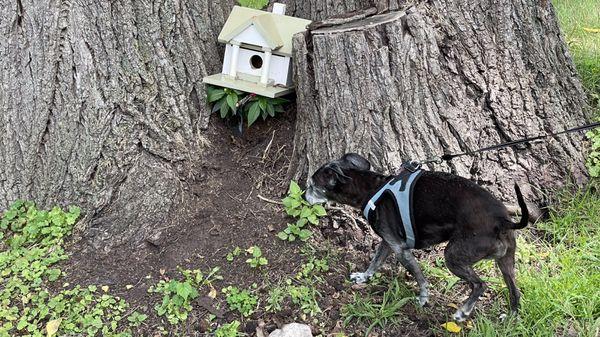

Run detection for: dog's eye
[[327, 177, 337, 188]]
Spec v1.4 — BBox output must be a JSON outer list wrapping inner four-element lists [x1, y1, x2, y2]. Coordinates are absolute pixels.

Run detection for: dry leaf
[[208, 286, 217, 299], [447, 303, 459, 309], [159, 269, 166, 275], [441, 321, 462, 333], [583, 27, 600, 33], [46, 318, 62, 337], [125, 285, 134, 290], [101, 285, 109, 292], [466, 320, 474, 329]]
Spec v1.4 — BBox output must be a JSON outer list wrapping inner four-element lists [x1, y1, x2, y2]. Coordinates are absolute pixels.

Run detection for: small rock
[[268, 323, 313, 337]]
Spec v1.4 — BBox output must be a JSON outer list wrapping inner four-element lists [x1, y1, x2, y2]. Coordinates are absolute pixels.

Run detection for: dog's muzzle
[[305, 180, 328, 205]]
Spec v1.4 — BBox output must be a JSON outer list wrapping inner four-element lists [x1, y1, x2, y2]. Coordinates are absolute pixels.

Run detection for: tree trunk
[[0, 0, 235, 252], [291, 0, 591, 202]]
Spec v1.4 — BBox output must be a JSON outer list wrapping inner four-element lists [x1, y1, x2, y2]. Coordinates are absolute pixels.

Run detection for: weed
[[223, 286, 258, 317], [342, 276, 413, 337], [278, 219, 313, 242], [214, 320, 243, 337], [0, 201, 137, 337], [285, 278, 321, 316], [206, 85, 287, 127], [289, 284, 321, 316], [278, 181, 327, 242], [226, 246, 242, 262], [127, 311, 148, 327], [265, 286, 286, 313], [149, 267, 222, 325], [245, 246, 268, 268], [296, 257, 329, 280], [585, 128, 600, 177]]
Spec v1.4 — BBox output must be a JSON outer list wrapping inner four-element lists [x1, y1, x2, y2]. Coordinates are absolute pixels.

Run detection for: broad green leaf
[[212, 100, 222, 113], [266, 103, 275, 117], [258, 97, 267, 111], [226, 93, 238, 112], [312, 205, 327, 216], [289, 181, 302, 196], [207, 89, 226, 102], [220, 100, 229, 118], [300, 207, 312, 218], [247, 102, 260, 126], [270, 97, 289, 104], [296, 218, 308, 227]]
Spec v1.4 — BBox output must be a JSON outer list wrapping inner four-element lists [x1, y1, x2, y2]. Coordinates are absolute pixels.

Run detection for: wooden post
[[260, 49, 272, 86], [229, 42, 241, 78]]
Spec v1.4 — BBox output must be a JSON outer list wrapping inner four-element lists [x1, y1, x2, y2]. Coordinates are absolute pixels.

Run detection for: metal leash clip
[[402, 161, 422, 172]]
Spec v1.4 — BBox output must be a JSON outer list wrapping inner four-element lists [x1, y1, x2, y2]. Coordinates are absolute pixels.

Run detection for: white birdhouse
[[203, 4, 312, 98]]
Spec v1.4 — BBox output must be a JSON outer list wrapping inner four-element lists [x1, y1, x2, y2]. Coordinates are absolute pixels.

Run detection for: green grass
[[553, 0, 600, 102], [467, 186, 600, 337], [342, 275, 414, 336]]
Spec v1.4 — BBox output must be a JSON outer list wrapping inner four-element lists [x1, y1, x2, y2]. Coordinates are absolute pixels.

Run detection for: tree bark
[[291, 0, 591, 202], [0, 0, 235, 252]]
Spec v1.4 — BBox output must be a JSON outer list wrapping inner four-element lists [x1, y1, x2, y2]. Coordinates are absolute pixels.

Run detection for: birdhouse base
[[203, 74, 294, 98]]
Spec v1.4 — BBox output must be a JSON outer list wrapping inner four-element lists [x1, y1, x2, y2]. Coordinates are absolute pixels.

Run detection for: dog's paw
[[453, 309, 468, 322], [349, 272, 370, 284]]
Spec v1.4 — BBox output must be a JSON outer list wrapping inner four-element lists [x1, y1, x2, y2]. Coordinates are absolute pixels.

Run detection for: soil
[[58, 108, 488, 336]]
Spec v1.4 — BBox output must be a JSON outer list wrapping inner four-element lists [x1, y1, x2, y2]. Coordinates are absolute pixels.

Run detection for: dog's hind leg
[[445, 242, 487, 322], [496, 234, 520, 314], [350, 241, 391, 284]]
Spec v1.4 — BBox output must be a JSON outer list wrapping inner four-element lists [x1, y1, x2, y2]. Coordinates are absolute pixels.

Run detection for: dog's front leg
[[350, 241, 391, 284], [396, 248, 430, 306]]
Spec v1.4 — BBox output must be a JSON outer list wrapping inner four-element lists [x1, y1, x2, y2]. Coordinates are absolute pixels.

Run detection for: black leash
[[419, 121, 600, 165]]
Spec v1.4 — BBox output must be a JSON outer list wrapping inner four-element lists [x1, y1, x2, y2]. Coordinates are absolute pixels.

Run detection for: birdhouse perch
[[202, 3, 312, 98]]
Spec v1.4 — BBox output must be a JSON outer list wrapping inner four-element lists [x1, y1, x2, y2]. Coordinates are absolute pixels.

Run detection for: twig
[[257, 195, 283, 205], [262, 130, 276, 161]]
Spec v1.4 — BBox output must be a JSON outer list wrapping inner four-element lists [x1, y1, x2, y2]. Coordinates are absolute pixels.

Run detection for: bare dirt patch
[[58, 110, 467, 336]]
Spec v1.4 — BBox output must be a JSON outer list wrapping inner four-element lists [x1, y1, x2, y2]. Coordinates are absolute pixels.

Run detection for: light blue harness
[[363, 169, 423, 249]]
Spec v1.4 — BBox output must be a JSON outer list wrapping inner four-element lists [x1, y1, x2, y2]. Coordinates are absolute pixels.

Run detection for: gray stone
[[268, 323, 313, 337]]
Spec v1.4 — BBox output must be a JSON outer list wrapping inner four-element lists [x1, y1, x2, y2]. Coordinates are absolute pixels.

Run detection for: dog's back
[[378, 171, 526, 249]]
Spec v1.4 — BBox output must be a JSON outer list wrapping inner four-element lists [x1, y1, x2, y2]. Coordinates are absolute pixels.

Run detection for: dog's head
[[305, 153, 371, 205]]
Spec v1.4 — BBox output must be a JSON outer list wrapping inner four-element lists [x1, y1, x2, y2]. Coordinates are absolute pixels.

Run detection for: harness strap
[[363, 169, 422, 249]]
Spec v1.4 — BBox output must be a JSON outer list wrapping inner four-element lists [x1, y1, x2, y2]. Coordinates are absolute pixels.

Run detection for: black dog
[[305, 153, 528, 321]]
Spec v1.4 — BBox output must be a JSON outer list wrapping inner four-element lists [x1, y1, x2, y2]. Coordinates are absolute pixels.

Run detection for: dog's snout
[[305, 186, 318, 204], [305, 183, 328, 205]]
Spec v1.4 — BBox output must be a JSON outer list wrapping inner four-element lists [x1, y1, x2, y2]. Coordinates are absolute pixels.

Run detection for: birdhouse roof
[[218, 6, 311, 57]]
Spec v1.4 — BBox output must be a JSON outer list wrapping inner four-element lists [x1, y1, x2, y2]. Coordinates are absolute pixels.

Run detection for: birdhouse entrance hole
[[250, 55, 263, 69]]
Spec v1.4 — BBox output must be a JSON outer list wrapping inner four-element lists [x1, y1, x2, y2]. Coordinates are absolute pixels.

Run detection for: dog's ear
[[325, 163, 351, 184], [340, 153, 371, 171]]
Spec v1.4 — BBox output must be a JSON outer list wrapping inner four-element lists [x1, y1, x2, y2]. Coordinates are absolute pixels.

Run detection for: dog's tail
[[505, 183, 529, 230]]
